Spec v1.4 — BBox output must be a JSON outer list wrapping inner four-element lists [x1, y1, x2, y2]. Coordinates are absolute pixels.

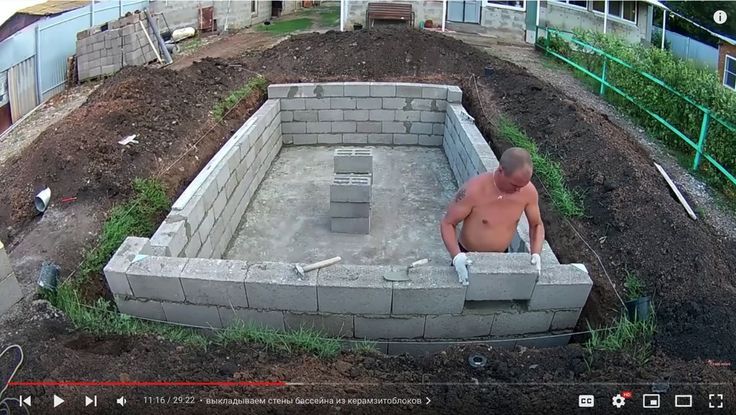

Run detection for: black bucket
[[624, 296, 651, 321]]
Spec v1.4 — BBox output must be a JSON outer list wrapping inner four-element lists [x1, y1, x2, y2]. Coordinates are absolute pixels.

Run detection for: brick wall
[[0, 240, 23, 316], [717, 42, 736, 87]]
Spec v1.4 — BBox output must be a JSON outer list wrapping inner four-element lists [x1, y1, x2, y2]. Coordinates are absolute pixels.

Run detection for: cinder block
[[162, 302, 222, 328], [382, 121, 407, 133], [281, 111, 294, 122], [419, 135, 443, 146], [382, 98, 406, 110], [395, 84, 424, 98], [465, 253, 539, 301], [421, 85, 447, 100], [551, 309, 582, 330], [180, 259, 248, 307], [329, 202, 370, 218], [343, 133, 368, 144], [357, 122, 382, 133], [395, 110, 421, 122], [491, 311, 554, 335], [331, 217, 370, 234], [284, 312, 354, 337], [317, 265, 393, 314], [306, 122, 331, 134], [367, 134, 393, 144], [282, 122, 306, 134], [425, 314, 493, 338], [293, 134, 318, 145], [332, 121, 357, 133], [317, 83, 344, 97], [410, 122, 433, 134], [369, 110, 395, 121], [344, 110, 370, 121], [370, 82, 396, 97], [344, 83, 370, 96], [334, 148, 372, 174], [393, 134, 418, 145], [245, 262, 317, 312], [305, 98, 331, 110], [393, 266, 466, 314], [318, 134, 342, 144], [0, 273, 23, 316], [528, 265, 593, 310], [293, 110, 318, 122], [114, 295, 166, 320], [103, 237, 149, 295], [319, 110, 343, 121], [330, 97, 356, 109], [219, 307, 285, 330], [357, 98, 383, 110], [420, 112, 445, 123], [281, 99, 306, 110], [126, 256, 188, 301], [330, 174, 372, 202], [447, 85, 463, 103], [149, 220, 188, 257], [355, 316, 425, 339]]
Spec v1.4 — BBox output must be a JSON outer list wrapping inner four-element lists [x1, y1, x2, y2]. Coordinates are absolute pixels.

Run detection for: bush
[[546, 30, 736, 197]]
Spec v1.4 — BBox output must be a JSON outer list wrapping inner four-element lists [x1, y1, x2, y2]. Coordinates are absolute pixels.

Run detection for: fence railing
[[535, 26, 736, 189]]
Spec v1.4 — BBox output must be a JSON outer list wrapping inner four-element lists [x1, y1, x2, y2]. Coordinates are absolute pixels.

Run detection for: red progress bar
[[9, 381, 288, 387]]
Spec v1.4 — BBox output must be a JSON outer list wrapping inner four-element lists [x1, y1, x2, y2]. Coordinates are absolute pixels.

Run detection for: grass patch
[[318, 8, 340, 26], [584, 311, 656, 368], [498, 117, 584, 217], [256, 18, 313, 35], [214, 320, 341, 359], [212, 75, 268, 122], [351, 340, 379, 354], [623, 270, 645, 301], [180, 36, 204, 53]]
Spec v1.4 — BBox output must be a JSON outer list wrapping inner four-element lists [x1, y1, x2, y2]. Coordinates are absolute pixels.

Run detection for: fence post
[[90, 0, 95, 26], [544, 28, 550, 55], [119, 0, 123, 17], [693, 110, 710, 171], [34, 25, 42, 104], [599, 57, 608, 96]]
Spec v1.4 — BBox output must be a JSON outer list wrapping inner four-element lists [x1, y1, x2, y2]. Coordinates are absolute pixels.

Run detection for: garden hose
[[0, 344, 28, 415]]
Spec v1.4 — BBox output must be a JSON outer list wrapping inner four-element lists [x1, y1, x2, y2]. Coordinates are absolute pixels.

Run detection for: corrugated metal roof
[[18, 1, 90, 17]]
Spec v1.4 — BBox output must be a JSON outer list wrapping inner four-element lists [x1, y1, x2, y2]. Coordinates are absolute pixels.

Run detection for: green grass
[[180, 36, 204, 53], [623, 270, 645, 301], [256, 18, 313, 35], [584, 311, 656, 368], [318, 8, 340, 27], [212, 75, 268, 121], [498, 117, 584, 217], [215, 320, 341, 359], [351, 340, 379, 354]]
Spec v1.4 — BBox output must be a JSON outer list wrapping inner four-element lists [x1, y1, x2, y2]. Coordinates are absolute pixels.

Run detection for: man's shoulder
[[462, 174, 488, 197]]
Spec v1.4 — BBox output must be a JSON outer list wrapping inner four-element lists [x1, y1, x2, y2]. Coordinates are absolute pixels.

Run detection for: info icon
[[578, 395, 595, 408]]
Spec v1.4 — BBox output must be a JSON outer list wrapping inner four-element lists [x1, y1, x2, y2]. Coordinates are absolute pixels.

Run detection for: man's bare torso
[[458, 173, 532, 252]]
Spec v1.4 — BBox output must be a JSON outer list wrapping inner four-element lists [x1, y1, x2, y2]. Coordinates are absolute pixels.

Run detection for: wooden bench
[[366, 3, 414, 28]]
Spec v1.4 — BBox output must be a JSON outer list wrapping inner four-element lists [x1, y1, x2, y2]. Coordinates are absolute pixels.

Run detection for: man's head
[[496, 147, 533, 193]]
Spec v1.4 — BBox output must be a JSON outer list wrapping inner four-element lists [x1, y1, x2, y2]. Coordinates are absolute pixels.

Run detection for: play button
[[53, 395, 64, 408]]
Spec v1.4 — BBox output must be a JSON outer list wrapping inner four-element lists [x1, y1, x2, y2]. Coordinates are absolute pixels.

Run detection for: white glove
[[531, 253, 541, 276], [452, 253, 472, 286]]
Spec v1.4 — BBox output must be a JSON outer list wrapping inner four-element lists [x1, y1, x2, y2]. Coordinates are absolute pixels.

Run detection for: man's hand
[[530, 253, 541, 276], [452, 253, 472, 286]]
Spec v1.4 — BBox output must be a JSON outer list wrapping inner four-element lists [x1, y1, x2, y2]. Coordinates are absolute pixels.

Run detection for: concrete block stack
[[76, 12, 161, 81], [0, 241, 23, 316], [330, 148, 373, 234]]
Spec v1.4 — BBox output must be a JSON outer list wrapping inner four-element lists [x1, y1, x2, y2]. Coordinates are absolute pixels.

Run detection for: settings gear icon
[[612, 394, 626, 408]]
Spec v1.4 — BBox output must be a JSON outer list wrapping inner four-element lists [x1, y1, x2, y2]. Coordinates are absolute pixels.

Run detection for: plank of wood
[[654, 162, 697, 220]]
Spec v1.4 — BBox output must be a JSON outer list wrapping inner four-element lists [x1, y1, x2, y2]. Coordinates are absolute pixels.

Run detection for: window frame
[[591, 0, 638, 25], [251, 0, 257, 15], [724, 54, 736, 91], [549, 0, 588, 10], [485, 1, 527, 12]]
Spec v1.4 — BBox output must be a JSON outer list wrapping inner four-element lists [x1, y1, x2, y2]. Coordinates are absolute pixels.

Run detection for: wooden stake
[[654, 163, 697, 220]]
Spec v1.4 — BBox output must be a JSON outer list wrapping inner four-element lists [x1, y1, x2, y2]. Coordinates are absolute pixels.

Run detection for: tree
[[653, 1, 736, 47]]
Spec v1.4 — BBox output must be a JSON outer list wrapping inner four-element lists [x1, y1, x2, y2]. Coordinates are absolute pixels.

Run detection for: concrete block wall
[[149, 0, 302, 32], [268, 82, 461, 146], [0, 241, 23, 317], [146, 99, 282, 260], [76, 12, 161, 81], [347, 0, 444, 28]]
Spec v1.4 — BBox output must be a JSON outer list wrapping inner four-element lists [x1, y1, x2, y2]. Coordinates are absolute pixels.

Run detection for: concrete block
[[528, 265, 593, 310], [332, 121, 357, 133], [344, 83, 370, 96], [282, 122, 306, 134], [419, 135, 443, 146], [447, 85, 463, 103], [318, 134, 342, 144], [103, 237, 149, 296], [393, 266, 466, 314], [319, 110, 343, 121], [305, 98, 331, 110], [183, 233, 201, 258], [367, 134, 393, 144], [331, 217, 370, 234], [246, 262, 317, 312], [293, 110, 318, 122], [395, 110, 421, 122], [411, 99, 433, 111], [281, 111, 294, 123], [425, 314, 493, 338], [370, 82, 396, 97], [329, 202, 370, 218], [551, 309, 582, 330], [334, 148, 372, 174], [421, 85, 447, 100], [0, 273, 23, 316], [357, 98, 383, 110], [330, 97, 356, 109], [281, 99, 306, 110], [316, 83, 344, 97], [267, 84, 290, 98], [395, 84, 424, 98], [219, 307, 285, 330], [162, 302, 222, 328], [126, 256, 188, 301], [0, 241, 12, 280], [114, 295, 166, 320], [410, 122, 433, 134], [284, 312, 354, 337], [369, 110, 395, 121], [330, 174, 372, 202], [420, 111, 445, 123], [465, 253, 539, 301], [150, 220, 188, 257], [357, 121, 382, 133], [393, 134, 418, 145], [293, 134, 318, 145], [382, 98, 406, 110], [180, 258, 248, 307], [317, 265, 393, 314], [491, 311, 554, 335], [344, 110, 370, 121], [382, 122, 407, 134], [354, 315, 425, 339], [306, 122, 331, 134], [343, 133, 368, 144]]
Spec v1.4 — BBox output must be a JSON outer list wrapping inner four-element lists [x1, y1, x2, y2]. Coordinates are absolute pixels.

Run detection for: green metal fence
[[535, 26, 736, 188]]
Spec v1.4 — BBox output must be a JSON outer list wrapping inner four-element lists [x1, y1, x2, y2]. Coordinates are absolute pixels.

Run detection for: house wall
[[540, 1, 650, 44], [347, 0, 444, 28], [479, 4, 527, 40], [717, 42, 736, 86], [149, 0, 274, 31]]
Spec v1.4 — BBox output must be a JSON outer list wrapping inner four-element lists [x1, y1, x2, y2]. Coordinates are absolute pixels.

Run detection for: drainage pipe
[[145, 10, 172, 64]]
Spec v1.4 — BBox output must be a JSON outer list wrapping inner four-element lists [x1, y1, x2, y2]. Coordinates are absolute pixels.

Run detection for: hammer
[[294, 256, 342, 278]]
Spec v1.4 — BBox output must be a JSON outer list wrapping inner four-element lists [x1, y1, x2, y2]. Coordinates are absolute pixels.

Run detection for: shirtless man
[[440, 148, 545, 285]]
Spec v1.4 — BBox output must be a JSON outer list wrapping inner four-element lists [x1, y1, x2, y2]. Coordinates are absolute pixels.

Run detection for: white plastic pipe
[[442, 0, 446, 32], [661, 10, 667, 49], [603, 0, 608, 34], [35, 188, 51, 213], [340, 0, 345, 31]]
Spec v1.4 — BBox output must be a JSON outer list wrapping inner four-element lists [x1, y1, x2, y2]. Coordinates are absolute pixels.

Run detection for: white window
[[251, 0, 257, 15], [486, 1, 526, 11], [592, 1, 637, 24], [550, 0, 588, 8], [724, 55, 736, 91]]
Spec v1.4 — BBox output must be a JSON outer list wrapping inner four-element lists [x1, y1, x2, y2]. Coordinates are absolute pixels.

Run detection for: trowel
[[383, 258, 429, 282]]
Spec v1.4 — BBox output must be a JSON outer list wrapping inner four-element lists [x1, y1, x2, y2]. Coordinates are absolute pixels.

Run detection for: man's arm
[[440, 184, 474, 258], [524, 187, 545, 255]]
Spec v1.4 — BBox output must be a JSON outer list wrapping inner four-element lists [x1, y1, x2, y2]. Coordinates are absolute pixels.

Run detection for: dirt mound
[[0, 59, 248, 244]]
